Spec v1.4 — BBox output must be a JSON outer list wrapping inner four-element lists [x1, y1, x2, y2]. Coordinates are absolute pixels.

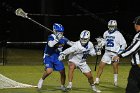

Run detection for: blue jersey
[[44, 34, 68, 56], [43, 34, 68, 71]]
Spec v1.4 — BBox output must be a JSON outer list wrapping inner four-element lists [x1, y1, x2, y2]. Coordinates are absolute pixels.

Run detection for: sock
[[96, 78, 99, 82], [68, 82, 72, 85], [91, 84, 96, 89], [114, 74, 118, 82], [61, 85, 65, 88]]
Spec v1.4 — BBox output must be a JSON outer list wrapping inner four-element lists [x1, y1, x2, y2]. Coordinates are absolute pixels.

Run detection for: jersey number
[[106, 39, 114, 47], [82, 51, 89, 59]]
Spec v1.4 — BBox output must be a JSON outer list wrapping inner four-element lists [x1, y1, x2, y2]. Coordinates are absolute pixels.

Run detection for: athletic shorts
[[101, 51, 118, 64], [44, 54, 64, 71], [69, 59, 91, 73]]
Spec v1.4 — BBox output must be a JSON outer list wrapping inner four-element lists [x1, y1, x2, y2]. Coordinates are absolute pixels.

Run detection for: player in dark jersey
[[37, 23, 73, 91]]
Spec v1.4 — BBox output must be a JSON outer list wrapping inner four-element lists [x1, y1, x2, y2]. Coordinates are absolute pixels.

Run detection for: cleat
[[67, 84, 72, 90], [60, 86, 67, 91], [94, 81, 99, 85], [92, 87, 101, 93], [37, 79, 43, 89]]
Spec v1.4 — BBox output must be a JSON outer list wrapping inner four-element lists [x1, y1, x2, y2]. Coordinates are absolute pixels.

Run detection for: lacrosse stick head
[[15, 8, 28, 18]]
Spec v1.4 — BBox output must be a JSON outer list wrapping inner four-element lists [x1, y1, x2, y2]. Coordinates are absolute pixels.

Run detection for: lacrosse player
[[37, 23, 73, 91], [58, 30, 101, 92], [94, 20, 127, 86]]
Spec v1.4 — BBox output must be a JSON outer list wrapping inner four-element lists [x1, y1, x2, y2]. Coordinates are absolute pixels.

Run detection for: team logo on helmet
[[80, 30, 90, 46]]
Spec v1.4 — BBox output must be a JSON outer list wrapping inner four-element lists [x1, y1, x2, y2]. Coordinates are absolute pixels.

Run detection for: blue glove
[[59, 38, 68, 44]]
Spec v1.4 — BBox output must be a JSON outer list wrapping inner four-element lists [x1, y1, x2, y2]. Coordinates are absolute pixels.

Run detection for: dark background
[[0, 0, 139, 44]]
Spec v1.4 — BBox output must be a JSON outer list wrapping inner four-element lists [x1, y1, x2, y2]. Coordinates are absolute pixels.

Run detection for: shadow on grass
[[97, 81, 125, 93], [37, 85, 95, 93]]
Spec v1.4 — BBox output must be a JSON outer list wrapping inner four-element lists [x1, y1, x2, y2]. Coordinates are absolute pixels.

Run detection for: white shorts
[[69, 59, 91, 73], [101, 51, 118, 64]]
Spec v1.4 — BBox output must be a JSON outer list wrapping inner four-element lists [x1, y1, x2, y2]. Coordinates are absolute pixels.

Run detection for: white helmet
[[108, 20, 117, 31], [80, 30, 90, 46]]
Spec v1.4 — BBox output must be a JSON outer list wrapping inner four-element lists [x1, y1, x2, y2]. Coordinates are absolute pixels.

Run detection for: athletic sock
[[95, 78, 99, 82], [68, 82, 72, 86], [114, 74, 118, 82]]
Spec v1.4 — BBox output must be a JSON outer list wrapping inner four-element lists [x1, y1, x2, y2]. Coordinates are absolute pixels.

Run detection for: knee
[[60, 70, 66, 77], [87, 75, 93, 80], [69, 63, 75, 70]]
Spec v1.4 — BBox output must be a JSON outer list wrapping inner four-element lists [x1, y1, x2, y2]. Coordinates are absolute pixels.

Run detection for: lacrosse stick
[[15, 8, 54, 33]]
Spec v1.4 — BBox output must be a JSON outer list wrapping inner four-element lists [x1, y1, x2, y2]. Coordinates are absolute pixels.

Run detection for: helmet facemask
[[53, 23, 64, 39], [108, 20, 117, 31], [80, 30, 90, 46]]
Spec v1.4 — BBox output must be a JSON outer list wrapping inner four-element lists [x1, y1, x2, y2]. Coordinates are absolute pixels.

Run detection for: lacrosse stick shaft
[[15, 8, 54, 33], [94, 55, 98, 71], [27, 17, 54, 33]]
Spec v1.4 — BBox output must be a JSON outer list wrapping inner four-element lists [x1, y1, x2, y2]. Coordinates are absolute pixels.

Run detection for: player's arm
[[62, 36, 75, 46], [67, 41, 75, 46], [48, 35, 59, 47], [58, 45, 77, 61], [89, 45, 101, 56], [117, 33, 127, 54], [120, 39, 140, 57], [62, 45, 77, 55]]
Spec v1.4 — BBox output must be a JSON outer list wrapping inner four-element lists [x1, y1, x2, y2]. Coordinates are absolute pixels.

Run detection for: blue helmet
[[53, 23, 64, 32]]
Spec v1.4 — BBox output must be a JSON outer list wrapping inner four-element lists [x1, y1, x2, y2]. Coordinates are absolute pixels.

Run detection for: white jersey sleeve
[[117, 32, 127, 54], [88, 42, 96, 56], [67, 41, 75, 46], [48, 34, 58, 47], [62, 42, 78, 55]]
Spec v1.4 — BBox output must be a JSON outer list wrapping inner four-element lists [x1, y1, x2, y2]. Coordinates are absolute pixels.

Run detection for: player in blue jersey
[[37, 23, 73, 91]]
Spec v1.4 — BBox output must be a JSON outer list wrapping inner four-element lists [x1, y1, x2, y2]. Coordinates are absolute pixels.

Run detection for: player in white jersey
[[58, 30, 101, 93], [94, 20, 127, 86]]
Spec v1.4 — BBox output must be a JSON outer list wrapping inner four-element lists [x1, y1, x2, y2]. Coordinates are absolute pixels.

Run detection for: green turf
[[0, 64, 131, 93]]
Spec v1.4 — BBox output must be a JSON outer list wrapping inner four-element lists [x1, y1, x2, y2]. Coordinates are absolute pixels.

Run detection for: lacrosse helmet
[[80, 30, 90, 46], [108, 20, 117, 31], [53, 23, 64, 32]]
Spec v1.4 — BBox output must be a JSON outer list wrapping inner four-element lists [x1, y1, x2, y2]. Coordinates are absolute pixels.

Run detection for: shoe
[[92, 86, 101, 93], [67, 84, 72, 90], [37, 79, 43, 89], [60, 86, 67, 91], [94, 80, 99, 85], [114, 81, 118, 86]]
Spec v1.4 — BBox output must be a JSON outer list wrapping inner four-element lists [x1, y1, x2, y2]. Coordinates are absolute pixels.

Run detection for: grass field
[[0, 64, 131, 93], [0, 48, 132, 93]]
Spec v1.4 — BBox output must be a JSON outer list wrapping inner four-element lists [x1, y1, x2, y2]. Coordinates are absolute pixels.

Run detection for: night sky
[[0, 0, 140, 44]]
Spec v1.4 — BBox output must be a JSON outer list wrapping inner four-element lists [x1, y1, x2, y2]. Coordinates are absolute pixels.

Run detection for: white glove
[[95, 37, 105, 49], [58, 53, 66, 61], [96, 50, 101, 55], [56, 33, 63, 40]]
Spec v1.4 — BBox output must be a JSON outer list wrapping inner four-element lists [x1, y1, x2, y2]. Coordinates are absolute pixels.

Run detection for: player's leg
[[95, 53, 111, 84], [79, 63, 101, 92], [83, 71, 101, 92], [94, 61, 106, 84], [37, 56, 53, 89], [59, 68, 66, 90], [38, 68, 53, 89], [112, 61, 119, 86], [54, 58, 66, 91], [67, 62, 76, 89]]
